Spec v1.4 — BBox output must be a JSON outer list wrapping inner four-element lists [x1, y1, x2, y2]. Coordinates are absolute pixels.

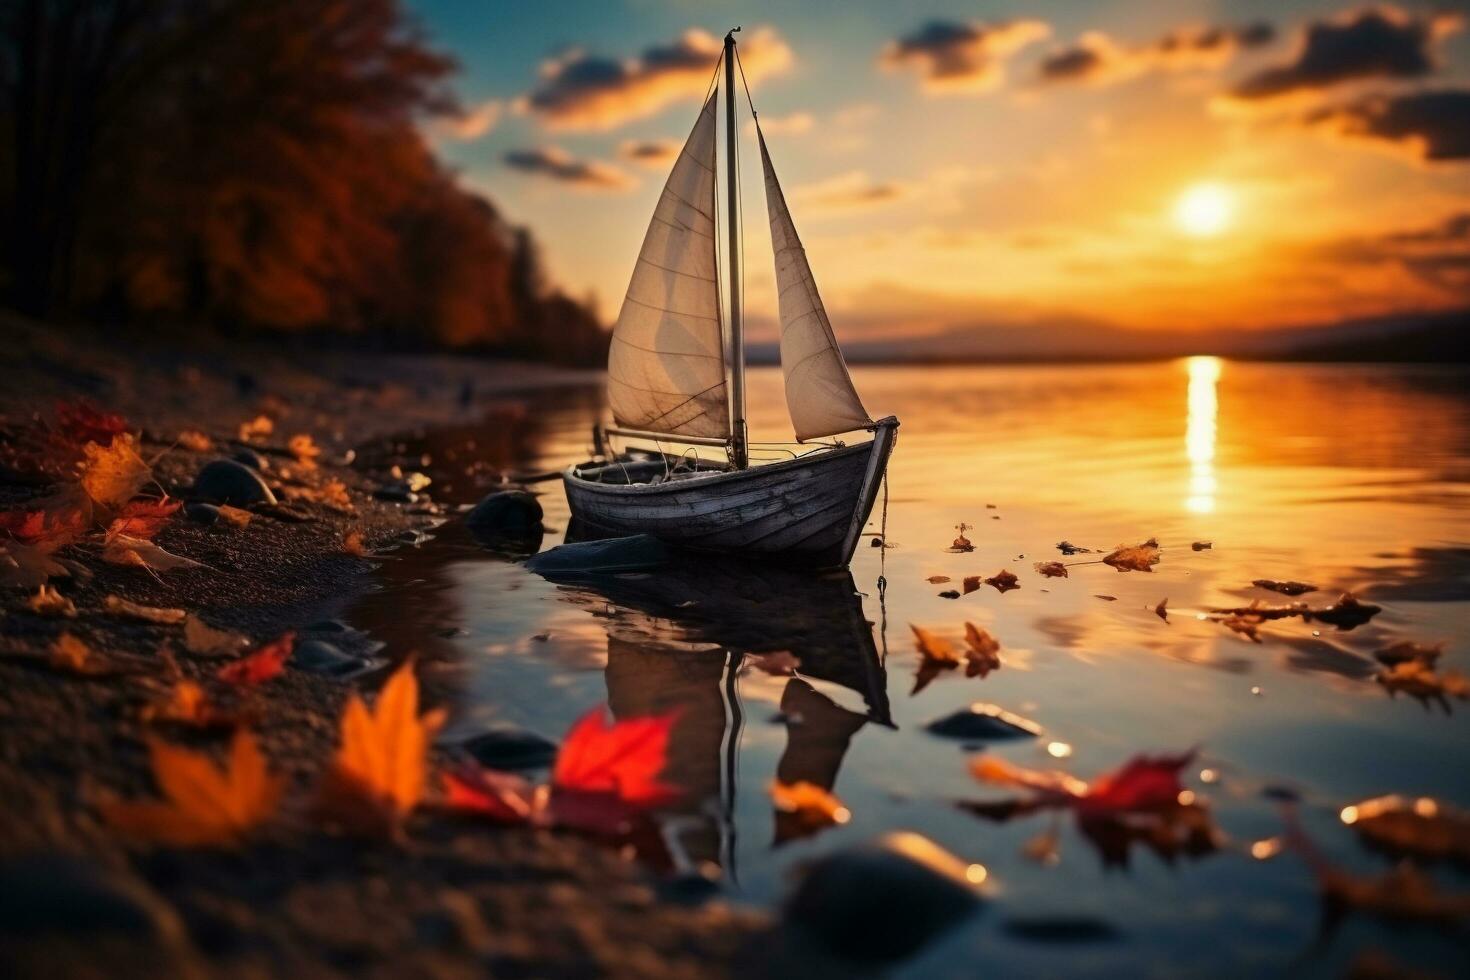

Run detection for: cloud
[[431, 99, 502, 141], [789, 171, 908, 213], [1230, 6, 1462, 101], [502, 147, 634, 190], [617, 139, 681, 169], [1304, 89, 1470, 162], [1038, 22, 1275, 86], [753, 111, 813, 136], [517, 27, 792, 130], [1314, 211, 1470, 291], [881, 19, 1050, 94]]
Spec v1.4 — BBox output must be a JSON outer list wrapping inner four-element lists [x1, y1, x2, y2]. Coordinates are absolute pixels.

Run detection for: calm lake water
[[349, 360, 1470, 976]]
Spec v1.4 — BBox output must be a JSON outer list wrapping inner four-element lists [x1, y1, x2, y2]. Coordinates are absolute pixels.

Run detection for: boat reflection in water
[[537, 551, 891, 873]]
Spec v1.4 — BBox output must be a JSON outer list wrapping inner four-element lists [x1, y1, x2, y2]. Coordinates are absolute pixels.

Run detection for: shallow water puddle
[[349, 361, 1470, 975]]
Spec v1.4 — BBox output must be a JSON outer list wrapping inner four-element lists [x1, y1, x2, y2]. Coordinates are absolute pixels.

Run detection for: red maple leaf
[[1079, 750, 1196, 813], [108, 497, 182, 540], [55, 400, 128, 447], [217, 633, 294, 686], [441, 763, 536, 825]]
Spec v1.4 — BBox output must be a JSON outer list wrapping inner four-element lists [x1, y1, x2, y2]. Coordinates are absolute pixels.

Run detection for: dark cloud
[[517, 28, 791, 130], [617, 139, 681, 169], [1318, 211, 1470, 291], [1231, 7, 1462, 100], [1306, 89, 1470, 161], [502, 147, 633, 190], [1039, 22, 1274, 85], [881, 19, 1050, 93]]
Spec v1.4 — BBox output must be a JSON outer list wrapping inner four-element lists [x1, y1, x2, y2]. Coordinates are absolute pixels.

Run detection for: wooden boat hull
[[563, 418, 897, 568]]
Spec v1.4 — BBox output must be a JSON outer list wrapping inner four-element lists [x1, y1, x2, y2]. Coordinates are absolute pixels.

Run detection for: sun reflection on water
[[1184, 356, 1221, 514]]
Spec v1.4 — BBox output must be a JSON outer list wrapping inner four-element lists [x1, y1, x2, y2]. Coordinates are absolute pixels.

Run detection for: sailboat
[[563, 29, 898, 569]]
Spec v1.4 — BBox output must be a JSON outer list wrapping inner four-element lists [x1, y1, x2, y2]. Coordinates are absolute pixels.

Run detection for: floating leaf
[[950, 522, 974, 553], [103, 534, 204, 572], [971, 749, 1196, 815], [1103, 538, 1160, 573], [107, 497, 181, 540], [27, 584, 76, 617], [1342, 795, 1470, 866], [1191, 541, 1213, 552], [963, 622, 1002, 677], [1155, 598, 1169, 622], [1056, 541, 1092, 555], [217, 633, 293, 686], [984, 569, 1020, 593], [183, 615, 250, 658], [910, 623, 961, 694], [771, 780, 851, 839], [1376, 660, 1470, 703], [1094, 594, 1117, 602], [546, 705, 681, 836], [1252, 579, 1316, 596], [1308, 593, 1381, 631], [1374, 641, 1444, 667], [79, 434, 151, 510], [926, 575, 951, 584], [441, 763, 536, 824], [102, 729, 283, 845], [961, 575, 981, 594], [103, 594, 187, 624], [1034, 561, 1068, 578], [316, 658, 447, 836]]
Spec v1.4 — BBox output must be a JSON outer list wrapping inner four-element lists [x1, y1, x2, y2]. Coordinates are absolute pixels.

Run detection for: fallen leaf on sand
[[217, 633, 294, 686], [141, 680, 243, 730], [316, 658, 447, 836], [1252, 579, 1317, 596], [770, 780, 851, 833], [238, 415, 274, 442], [1342, 795, 1470, 865], [28, 584, 76, 618], [103, 729, 283, 845], [79, 435, 151, 510], [1191, 541, 1212, 551], [319, 480, 353, 513], [441, 763, 536, 824], [49, 633, 114, 675], [177, 430, 212, 452], [288, 433, 321, 467], [747, 651, 801, 676], [1155, 598, 1169, 622], [0, 485, 92, 550], [927, 575, 951, 584], [342, 531, 367, 557], [1034, 561, 1068, 578], [1374, 641, 1444, 667], [103, 595, 187, 624], [2, 538, 77, 591], [217, 505, 253, 528], [984, 569, 1020, 593], [964, 622, 1002, 677], [183, 615, 249, 658], [547, 705, 682, 836], [107, 498, 181, 540], [103, 534, 205, 572], [1103, 538, 1160, 573], [56, 400, 128, 446]]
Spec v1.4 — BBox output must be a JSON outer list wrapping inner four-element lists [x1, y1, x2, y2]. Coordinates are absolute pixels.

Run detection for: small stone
[[231, 448, 269, 471], [193, 459, 276, 506], [466, 489, 542, 533], [184, 502, 220, 525], [524, 534, 669, 579], [870, 536, 884, 547], [926, 703, 1042, 740], [374, 481, 420, 503], [938, 590, 961, 599], [784, 832, 982, 961], [455, 727, 559, 770], [291, 639, 370, 677]]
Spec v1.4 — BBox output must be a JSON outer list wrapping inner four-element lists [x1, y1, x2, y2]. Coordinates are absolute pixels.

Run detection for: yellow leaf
[[770, 780, 851, 829], [103, 594, 188, 624], [288, 434, 321, 468], [238, 415, 273, 442], [316, 658, 446, 836], [177, 430, 213, 452], [342, 531, 367, 557], [50, 633, 96, 673], [102, 534, 205, 572], [79, 434, 151, 510], [103, 729, 283, 845]]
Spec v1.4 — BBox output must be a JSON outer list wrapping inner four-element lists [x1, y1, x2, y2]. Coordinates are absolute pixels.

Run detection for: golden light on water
[[1174, 183, 1234, 238], [1184, 356, 1221, 514]]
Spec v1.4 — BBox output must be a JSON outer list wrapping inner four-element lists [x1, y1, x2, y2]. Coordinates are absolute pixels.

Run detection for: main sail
[[757, 132, 873, 441], [606, 93, 729, 440]]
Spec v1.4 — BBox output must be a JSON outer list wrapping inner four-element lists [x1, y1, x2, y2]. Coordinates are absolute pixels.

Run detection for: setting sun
[[1174, 182, 1234, 238]]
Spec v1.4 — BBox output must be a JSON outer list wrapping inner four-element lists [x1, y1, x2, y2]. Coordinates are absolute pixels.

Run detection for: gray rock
[[231, 448, 268, 471], [455, 726, 559, 770], [524, 534, 669, 580], [193, 459, 276, 506], [926, 704, 1042, 740], [465, 489, 542, 534], [374, 482, 419, 503], [184, 502, 219, 525], [291, 639, 370, 677], [784, 832, 982, 961]]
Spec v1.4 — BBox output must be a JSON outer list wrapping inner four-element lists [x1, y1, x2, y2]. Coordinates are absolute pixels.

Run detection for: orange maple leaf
[[103, 729, 283, 845], [217, 633, 294, 686], [79, 434, 152, 511], [770, 780, 851, 830], [316, 658, 447, 835], [107, 497, 182, 540]]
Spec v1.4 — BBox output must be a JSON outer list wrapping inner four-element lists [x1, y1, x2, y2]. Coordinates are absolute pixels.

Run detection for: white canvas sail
[[757, 132, 873, 441], [606, 94, 729, 439]]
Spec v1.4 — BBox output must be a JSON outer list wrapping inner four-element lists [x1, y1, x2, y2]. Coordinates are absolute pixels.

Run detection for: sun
[[1174, 183, 1234, 238]]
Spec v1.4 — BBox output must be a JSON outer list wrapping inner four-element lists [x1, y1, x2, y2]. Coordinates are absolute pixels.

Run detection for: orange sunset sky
[[414, 1, 1470, 349]]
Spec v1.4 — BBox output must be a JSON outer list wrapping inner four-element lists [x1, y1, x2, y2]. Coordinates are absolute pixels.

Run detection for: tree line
[[0, 0, 607, 365]]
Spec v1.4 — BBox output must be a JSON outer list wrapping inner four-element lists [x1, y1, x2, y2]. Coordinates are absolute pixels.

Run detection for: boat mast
[[724, 28, 748, 469]]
